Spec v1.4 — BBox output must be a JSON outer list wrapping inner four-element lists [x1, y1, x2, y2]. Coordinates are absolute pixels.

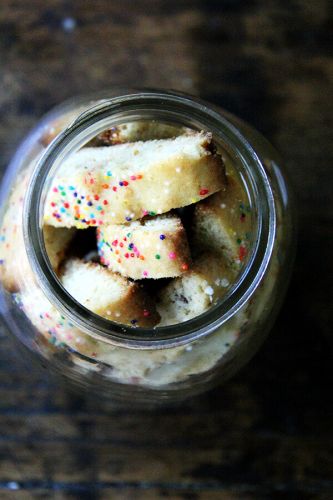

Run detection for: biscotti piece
[[97, 215, 191, 280], [88, 121, 191, 146], [157, 253, 236, 326], [192, 174, 252, 268], [44, 132, 226, 228], [61, 259, 160, 327]]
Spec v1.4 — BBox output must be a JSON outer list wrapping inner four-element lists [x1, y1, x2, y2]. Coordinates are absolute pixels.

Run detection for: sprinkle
[[168, 252, 176, 260], [107, 171, 112, 177], [204, 286, 214, 296], [112, 186, 117, 192], [102, 184, 109, 189], [240, 213, 246, 222], [130, 175, 136, 181], [181, 263, 189, 271], [87, 201, 93, 206], [175, 167, 181, 173], [199, 188, 209, 196], [94, 194, 100, 200], [103, 200, 108, 205], [220, 203, 226, 209], [131, 319, 138, 325], [64, 202, 70, 208], [160, 234, 166, 240], [125, 216, 132, 222], [143, 309, 150, 317], [140, 256, 145, 260], [143, 270, 148, 277], [239, 245, 247, 261], [155, 254, 161, 259]]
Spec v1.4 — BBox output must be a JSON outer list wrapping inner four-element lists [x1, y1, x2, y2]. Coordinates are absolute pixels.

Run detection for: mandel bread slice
[[97, 214, 191, 280], [156, 252, 236, 326], [61, 258, 160, 327], [192, 174, 252, 269], [44, 132, 226, 228]]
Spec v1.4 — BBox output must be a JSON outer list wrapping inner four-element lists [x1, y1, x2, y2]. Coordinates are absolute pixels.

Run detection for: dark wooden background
[[0, 1, 332, 498]]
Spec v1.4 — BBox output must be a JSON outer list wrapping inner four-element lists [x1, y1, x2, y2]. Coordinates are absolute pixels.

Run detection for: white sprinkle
[[111, 212, 115, 217], [106, 310, 111, 316], [164, 180, 170, 186], [130, 213, 135, 218], [204, 286, 214, 296], [115, 312, 121, 317], [220, 278, 230, 288], [164, 188, 170, 194], [185, 345, 193, 352], [62, 17, 76, 32], [220, 203, 226, 209], [175, 167, 181, 173]]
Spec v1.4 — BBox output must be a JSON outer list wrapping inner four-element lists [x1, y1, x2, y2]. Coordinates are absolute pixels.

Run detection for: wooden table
[[0, 1, 332, 498]]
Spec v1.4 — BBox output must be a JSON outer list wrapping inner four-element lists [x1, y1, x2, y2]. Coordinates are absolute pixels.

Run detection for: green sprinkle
[[155, 254, 161, 259], [127, 233, 132, 238], [149, 211, 156, 216], [61, 191, 66, 196], [236, 238, 242, 244]]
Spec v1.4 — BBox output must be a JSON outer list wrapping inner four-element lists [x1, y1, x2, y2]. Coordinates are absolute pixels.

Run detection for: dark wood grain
[[0, 1, 332, 498]]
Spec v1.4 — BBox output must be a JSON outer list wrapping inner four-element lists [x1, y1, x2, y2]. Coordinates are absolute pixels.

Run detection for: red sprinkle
[[143, 309, 150, 317], [112, 186, 117, 192], [112, 240, 118, 246], [123, 180, 129, 186], [64, 202, 70, 208], [94, 194, 100, 200], [199, 188, 209, 196], [181, 263, 189, 271], [239, 245, 247, 261], [103, 200, 108, 205]]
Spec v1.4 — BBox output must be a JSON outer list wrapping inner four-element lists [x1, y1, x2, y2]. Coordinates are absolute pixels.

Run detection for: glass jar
[[0, 90, 295, 406]]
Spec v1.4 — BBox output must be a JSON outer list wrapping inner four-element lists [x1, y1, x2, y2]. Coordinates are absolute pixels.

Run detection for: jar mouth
[[23, 89, 276, 349]]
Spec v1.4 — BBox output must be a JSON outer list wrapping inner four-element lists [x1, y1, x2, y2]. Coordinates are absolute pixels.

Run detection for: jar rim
[[23, 89, 276, 349]]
